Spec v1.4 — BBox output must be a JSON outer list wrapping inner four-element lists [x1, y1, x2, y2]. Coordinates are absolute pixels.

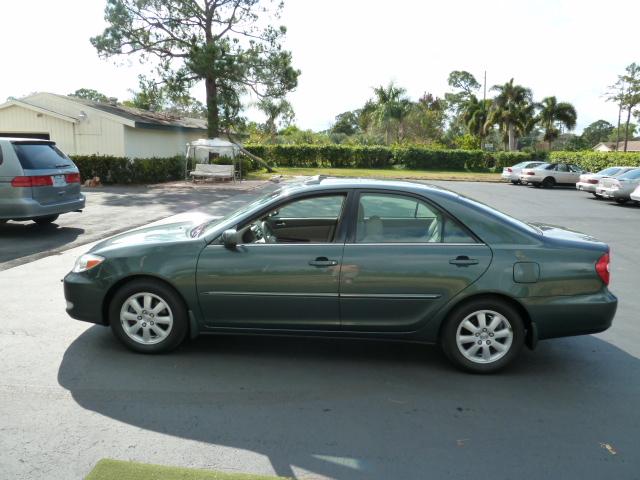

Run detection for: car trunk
[[530, 223, 609, 253], [12, 141, 81, 205]]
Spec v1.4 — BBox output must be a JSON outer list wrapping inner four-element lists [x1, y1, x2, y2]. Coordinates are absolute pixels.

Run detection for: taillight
[[526, 171, 535, 175], [11, 176, 53, 187], [588, 179, 599, 184], [507, 168, 513, 173], [65, 173, 81, 183], [595, 252, 610, 286]]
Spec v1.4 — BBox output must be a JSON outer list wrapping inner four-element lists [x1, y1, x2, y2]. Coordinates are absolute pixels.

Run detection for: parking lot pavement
[[0, 181, 639, 480], [0, 180, 268, 271]]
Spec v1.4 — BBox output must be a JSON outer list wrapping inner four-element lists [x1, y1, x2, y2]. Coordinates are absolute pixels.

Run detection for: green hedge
[[550, 151, 640, 172], [245, 144, 548, 171], [70, 155, 185, 184]]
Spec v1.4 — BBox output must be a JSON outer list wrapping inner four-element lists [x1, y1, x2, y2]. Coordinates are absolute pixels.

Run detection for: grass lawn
[[85, 459, 290, 480], [247, 167, 501, 182]]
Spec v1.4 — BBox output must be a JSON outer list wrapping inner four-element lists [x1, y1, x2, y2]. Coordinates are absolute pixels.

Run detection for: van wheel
[[109, 279, 188, 354], [33, 215, 59, 225], [441, 298, 525, 373]]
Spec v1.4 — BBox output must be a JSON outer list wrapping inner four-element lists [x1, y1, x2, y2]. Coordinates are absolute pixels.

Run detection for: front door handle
[[449, 255, 479, 266], [309, 256, 338, 267]]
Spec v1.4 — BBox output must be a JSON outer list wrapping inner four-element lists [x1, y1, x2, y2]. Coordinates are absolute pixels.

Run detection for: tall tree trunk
[[205, 76, 219, 139], [615, 102, 623, 151], [623, 107, 632, 152], [508, 123, 516, 151]]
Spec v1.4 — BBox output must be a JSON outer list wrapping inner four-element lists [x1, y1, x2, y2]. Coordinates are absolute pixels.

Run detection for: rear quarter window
[[12, 143, 72, 170]]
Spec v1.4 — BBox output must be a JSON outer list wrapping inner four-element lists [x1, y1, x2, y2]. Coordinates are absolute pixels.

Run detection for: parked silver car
[[595, 168, 640, 204], [631, 184, 640, 203], [0, 138, 85, 224], [576, 166, 637, 197], [519, 162, 585, 188], [501, 161, 547, 184]]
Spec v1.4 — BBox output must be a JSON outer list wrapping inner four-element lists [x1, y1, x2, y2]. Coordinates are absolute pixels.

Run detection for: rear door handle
[[449, 255, 479, 266], [274, 221, 286, 227], [309, 256, 338, 267]]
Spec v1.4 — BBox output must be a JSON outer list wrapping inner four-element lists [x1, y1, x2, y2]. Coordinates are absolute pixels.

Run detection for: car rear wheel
[[511, 180, 520, 185], [441, 298, 525, 373], [33, 214, 59, 225], [542, 177, 556, 188], [615, 198, 628, 204], [109, 279, 188, 353]]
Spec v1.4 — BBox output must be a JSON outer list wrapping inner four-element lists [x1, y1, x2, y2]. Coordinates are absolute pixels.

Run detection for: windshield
[[598, 167, 621, 176], [618, 168, 640, 180], [190, 189, 282, 238], [12, 142, 73, 170]]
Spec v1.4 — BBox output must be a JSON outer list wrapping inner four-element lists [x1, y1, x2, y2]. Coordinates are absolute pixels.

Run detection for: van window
[[12, 143, 72, 170]]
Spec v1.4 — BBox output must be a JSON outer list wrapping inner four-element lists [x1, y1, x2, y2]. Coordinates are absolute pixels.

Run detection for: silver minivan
[[0, 138, 85, 224]]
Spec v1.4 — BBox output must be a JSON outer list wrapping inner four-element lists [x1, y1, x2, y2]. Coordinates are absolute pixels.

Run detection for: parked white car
[[520, 162, 586, 188], [595, 168, 640, 204], [631, 184, 640, 202], [501, 161, 547, 184], [576, 166, 637, 197]]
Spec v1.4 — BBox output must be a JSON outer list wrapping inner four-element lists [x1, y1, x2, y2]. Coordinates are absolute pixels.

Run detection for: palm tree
[[371, 82, 412, 144], [537, 96, 577, 150], [488, 79, 533, 151], [461, 95, 492, 148], [257, 98, 295, 139]]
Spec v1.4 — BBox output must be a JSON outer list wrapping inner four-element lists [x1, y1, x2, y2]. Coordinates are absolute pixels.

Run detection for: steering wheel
[[425, 216, 441, 243], [261, 220, 277, 243]]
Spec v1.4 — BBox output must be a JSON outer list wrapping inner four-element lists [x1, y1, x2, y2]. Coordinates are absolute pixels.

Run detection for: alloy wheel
[[119, 292, 174, 345], [455, 310, 513, 364]]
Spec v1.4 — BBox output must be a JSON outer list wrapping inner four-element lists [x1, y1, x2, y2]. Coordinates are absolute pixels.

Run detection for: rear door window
[[12, 143, 73, 170]]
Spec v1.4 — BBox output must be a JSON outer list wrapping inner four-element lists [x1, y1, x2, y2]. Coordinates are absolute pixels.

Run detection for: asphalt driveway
[[0, 180, 268, 271], [0, 180, 638, 479]]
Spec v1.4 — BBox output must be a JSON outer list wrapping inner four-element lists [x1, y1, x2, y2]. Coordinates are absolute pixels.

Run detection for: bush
[[244, 144, 551, 172], [550, 151, 640, 172], [71, 155, 186, 184]]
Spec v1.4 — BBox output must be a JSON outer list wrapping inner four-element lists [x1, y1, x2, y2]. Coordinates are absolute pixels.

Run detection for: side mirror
[[221, 229, 238, 249]]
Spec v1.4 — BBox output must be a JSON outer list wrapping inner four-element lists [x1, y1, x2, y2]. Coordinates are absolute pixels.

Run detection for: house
[[0, 92, 208, 158], [593, 141, 640, 152]]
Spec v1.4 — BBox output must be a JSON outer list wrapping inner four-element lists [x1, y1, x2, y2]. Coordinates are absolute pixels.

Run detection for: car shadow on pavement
[[58, 328, 639, 479], [0, 222, 84, 260]]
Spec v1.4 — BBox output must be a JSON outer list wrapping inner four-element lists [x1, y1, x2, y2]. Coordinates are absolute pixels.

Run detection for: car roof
[[0, 137, 55, 143]]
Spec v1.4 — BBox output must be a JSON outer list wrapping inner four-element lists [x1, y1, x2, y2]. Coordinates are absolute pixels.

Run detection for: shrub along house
[[0, 92, 207, 158]]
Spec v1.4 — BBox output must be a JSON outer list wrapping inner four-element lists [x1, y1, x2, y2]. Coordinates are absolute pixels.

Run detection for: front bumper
[[522, 289, 617, 340], [63, 271, 108, 325], [0, 195, 85, 220]]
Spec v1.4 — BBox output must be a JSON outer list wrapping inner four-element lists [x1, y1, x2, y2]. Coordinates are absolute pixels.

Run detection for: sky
[[1, 0, 639, 133]]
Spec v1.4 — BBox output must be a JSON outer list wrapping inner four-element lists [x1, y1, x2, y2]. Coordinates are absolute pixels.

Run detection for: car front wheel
[[542, 177, 556, 188], [441, 298, 525, 373], [109, 279, 189, 353]]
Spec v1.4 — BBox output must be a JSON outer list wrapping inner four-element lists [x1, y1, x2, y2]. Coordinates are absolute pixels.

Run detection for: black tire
[[511, 180, 521, 185], [615, 198, 628, 204], [440, 298, 525, 374], [109, 279, 189, 354], [541, 177, 556, 188], [33, 214, 59, 225], [592, 193, 601, 199], [532, 182, 541, 188]]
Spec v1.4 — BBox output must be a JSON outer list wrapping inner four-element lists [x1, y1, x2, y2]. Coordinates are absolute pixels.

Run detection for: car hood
[[91, 212, 217, 251], [530, 222, 608, 252]]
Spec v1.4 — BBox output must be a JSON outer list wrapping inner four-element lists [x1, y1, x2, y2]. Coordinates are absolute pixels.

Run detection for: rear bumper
[[522, 290, 617, 340], [576, 182, 596, 193], [63, 271, 108, 325], [501, 173, 518, 182], [0, 195, 85, 220]]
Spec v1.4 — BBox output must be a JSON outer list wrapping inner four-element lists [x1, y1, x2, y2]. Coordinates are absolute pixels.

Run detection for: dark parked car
[[64, 178, 617, 373], [0, 138, 85, 224]]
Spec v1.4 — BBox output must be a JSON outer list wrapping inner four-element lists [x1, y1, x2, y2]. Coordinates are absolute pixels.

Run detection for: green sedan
[[63, 177, 617, 373]]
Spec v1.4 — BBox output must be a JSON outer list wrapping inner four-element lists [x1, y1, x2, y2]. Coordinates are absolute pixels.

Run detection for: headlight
[[72, 253, 105, 273]]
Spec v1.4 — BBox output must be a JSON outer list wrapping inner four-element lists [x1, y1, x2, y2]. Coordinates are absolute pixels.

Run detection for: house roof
[[0, 92, 207, 132], [593, 141, 640, 152]]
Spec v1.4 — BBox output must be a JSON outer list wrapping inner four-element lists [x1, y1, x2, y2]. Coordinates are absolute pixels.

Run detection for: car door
[[195, 192, 349, 330], [339, 191, 492, 332], [554, 163, 572, 184]]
